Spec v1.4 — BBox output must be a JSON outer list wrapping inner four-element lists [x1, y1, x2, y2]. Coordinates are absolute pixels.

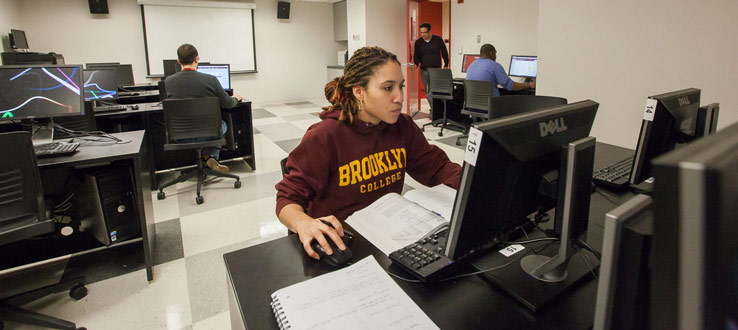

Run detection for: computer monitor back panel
[[9, 29, 29, 50], [651, 121, 738, 330], [461, 54, 480, 73], [197, 64, 230, 90], [83, 68, 118, 100], [509, 55, 538, 78], [593, 194, 653, 330], [163, 59, 178, 77], [630, 88, 701, 184], [86, 64, 134, 87], [446, 100, 598, 259], [0, 65, 85, 121]]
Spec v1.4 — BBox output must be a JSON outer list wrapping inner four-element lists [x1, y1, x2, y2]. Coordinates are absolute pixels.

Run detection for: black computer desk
[[224, 141, 635, 330], [92, 100, 256, 190], [37, 130, 157, 281]]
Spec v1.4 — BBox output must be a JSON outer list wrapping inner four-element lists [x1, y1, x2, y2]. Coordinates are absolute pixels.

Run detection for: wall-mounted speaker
[[277, 1, 290, 19], [89, 0, 109, 14]]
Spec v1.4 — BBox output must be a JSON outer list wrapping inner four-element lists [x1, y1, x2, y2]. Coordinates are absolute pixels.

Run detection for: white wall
[[346, 0, 366, 56], [450, 0, 539, 78], [538, 0, 738, 148], [14, 0, 341, 103], [17, 0, 148, 80], [234, 0, 343, 102], [442, 1, 449, 44], [0, 0, 20, 51], [365, 0, 405, 63]]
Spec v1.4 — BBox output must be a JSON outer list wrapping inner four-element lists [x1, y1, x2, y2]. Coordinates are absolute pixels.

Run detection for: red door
[[406, 0, 421, 115]]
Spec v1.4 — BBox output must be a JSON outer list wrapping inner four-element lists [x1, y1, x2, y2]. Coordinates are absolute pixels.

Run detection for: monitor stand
[[471, 136, 599, 312], [630, 178, 653, 194], [31, 120, 54, 145]]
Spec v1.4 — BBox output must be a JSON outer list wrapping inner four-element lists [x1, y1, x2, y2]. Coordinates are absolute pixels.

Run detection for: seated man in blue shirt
[[465, 44, 535, 97]]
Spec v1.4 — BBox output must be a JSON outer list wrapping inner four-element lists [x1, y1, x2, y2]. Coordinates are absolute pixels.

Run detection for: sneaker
[[206, 157, 230, 174]]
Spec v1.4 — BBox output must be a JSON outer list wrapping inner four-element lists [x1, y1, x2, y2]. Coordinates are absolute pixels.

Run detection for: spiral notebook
[[269, 256, 439, 330]]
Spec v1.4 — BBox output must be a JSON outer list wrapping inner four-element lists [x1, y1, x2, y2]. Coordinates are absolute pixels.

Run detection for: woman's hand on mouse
[[294, 215, 346, 260]]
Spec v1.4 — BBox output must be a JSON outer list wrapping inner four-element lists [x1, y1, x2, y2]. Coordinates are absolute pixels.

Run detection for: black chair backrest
[[158, 80, 167, 102], [427, 68, 454, 99], [280, 157, 289, 177], [462, 80, 493, 118], [53, 103, 98, 139], [162, 97, 222, 142], [0, 131, 51, 244], [490, 95, 568, 119]]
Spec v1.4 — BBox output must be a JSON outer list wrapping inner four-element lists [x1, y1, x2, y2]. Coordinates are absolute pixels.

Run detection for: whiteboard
[[141, 3, 256, 75]]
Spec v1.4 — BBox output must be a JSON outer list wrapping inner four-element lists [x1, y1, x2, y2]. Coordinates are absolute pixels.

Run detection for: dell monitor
[[650, 120, 738, 330], [197, 64, 231, 90], [629, 88, 715, 185], [83, 68, 118, 101], [0, 65, 85, 143], [9, 29, 29, 50], [461, 54, 480, 73], [509, 55, 537, 78], [446, 100, 599, 310], [593, 194, 653, 330], [448, 100, 598, 260], [85, 63, 134, 87]]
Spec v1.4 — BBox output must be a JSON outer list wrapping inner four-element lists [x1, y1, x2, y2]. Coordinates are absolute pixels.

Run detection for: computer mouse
[[311, 238, 353, 267], [130, 105, 139, 110], [310, 223, 354, 267]]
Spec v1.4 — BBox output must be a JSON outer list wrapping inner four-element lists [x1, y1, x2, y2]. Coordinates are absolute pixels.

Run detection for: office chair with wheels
[[455, 94, 568, 145], [156, 97, 241, 205], [455, 80, 493, 145], [279, 157, 297, 236], [0, 131, 87, 330], [421, 68, 466, 137]]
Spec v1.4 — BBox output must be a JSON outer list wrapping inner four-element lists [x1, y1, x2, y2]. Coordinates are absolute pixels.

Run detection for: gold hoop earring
[[358, 99, 364, 112]]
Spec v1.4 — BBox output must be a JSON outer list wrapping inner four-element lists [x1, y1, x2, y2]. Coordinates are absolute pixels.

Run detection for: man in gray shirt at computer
[[165, 43, 243, 174]]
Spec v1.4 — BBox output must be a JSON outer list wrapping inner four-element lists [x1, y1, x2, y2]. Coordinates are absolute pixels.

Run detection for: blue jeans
[[175, 120, 227, 160]]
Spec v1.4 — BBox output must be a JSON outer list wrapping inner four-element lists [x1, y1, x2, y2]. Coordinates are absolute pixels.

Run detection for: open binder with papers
[[345, 185, 456, 256]]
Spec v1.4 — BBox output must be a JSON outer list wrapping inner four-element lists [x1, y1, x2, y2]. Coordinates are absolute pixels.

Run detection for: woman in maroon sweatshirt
[[275, 47, 462, 259]]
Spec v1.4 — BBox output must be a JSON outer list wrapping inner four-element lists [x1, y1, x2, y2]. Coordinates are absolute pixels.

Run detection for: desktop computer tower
[[74, 163, 141, 246]]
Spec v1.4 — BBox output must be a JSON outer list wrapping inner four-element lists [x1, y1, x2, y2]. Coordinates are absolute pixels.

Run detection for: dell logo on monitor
[[539, 118, 568, 137], [678, 96, 691, 106]]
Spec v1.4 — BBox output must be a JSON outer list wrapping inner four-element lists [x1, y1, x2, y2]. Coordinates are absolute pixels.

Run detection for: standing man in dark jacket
[[413, 23, 449, 113]]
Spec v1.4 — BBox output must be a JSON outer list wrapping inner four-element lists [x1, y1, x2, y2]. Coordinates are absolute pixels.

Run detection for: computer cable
[[436, 240, 558, 282], [53, 192, 75, 213], [386, 270, 423, 283], [574, 239, 601, 260], [53, 123, 131, 144], [576, 246, 599, 280]]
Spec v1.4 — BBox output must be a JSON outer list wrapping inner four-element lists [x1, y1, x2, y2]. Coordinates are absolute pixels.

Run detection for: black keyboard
[[94, 104, 127, 113], [34, 142, 80, 158], [389, 227, 458, 282], [593, 156, 634, 189]]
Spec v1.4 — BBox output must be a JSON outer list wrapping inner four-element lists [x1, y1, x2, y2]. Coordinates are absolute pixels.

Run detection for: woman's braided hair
[[323, 46, 400, 123]]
